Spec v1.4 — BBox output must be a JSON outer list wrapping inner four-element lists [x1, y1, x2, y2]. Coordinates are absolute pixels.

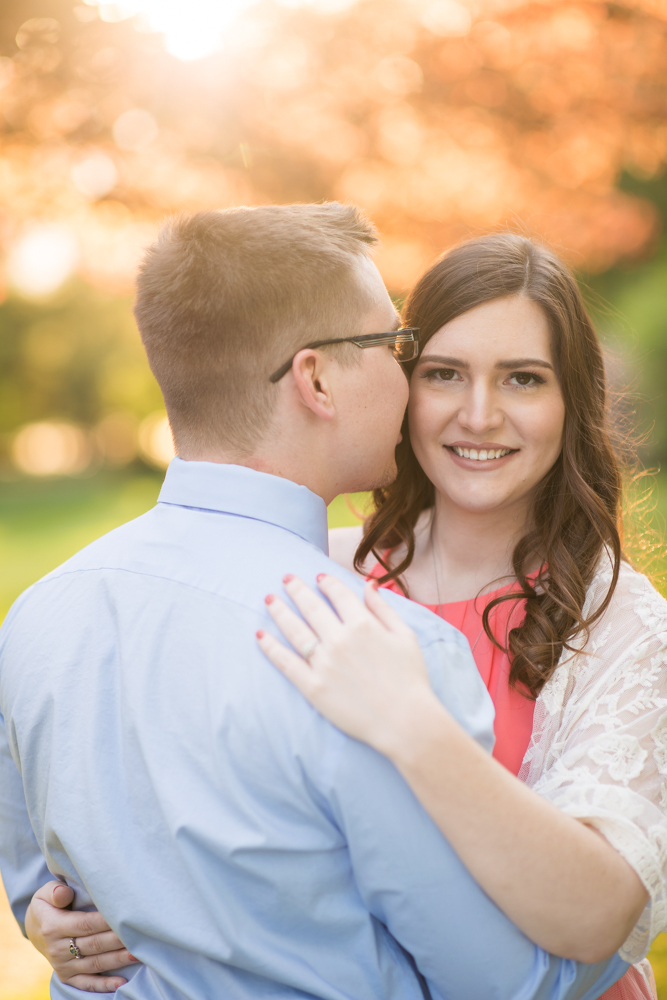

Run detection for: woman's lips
[[444, 444, 519, 468]]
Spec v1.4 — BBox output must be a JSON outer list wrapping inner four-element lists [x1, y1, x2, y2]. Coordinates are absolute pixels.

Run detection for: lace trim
[[520, 559, 667, 962]]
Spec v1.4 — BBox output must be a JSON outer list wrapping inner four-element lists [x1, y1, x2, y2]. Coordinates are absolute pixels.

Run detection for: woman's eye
[[507, 371, 545, 387], [421, 368, 459, 382]]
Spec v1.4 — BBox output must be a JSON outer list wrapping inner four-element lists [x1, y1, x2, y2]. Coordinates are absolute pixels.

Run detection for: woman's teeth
[[451, 446, 513, 461]]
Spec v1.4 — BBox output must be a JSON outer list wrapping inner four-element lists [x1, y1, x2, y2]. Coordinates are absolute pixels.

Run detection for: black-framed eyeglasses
[[269, 328, 420, 383]]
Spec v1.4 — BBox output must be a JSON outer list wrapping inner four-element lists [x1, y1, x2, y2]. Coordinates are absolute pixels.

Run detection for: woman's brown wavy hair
[[355, 233, 626, 699]]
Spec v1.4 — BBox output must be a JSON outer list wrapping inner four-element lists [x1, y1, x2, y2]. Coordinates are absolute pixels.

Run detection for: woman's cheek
[[520, 404, 564, 471], [409, 391, 448, 443], [536, 397, 566, 454]]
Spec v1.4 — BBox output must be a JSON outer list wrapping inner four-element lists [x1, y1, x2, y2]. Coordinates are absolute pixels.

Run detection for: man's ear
[[290, 350, 336, 422]]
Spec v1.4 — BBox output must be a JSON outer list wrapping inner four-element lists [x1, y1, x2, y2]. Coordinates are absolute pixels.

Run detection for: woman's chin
[[436, 482, 522, 516]]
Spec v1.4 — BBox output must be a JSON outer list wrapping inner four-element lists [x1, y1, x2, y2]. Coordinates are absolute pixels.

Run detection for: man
[[0, 204, 627, 999]]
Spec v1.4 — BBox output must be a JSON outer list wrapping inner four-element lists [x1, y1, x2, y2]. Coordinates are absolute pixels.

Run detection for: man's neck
[[177, 444, 337, 506]]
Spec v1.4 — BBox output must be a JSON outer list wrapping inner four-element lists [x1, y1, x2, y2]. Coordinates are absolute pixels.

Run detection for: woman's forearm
[[259, 575, 649, 963], [388, 694, 648, 963]]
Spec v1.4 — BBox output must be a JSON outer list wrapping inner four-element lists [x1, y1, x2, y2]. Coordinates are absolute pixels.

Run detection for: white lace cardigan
[[519, 555, 667, 963]]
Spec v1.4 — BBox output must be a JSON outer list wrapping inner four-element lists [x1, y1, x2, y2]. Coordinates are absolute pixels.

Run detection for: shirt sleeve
[[521, 560, 667, 964], [0, 709, 53, 934], [313, 636, 628, 1000]]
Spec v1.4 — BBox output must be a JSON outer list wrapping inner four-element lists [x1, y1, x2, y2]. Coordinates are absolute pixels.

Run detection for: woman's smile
[[445, 442, 518, 467]]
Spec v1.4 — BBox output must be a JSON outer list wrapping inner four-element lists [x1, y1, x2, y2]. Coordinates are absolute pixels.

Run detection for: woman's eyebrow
[[416, 355, 554, 371], [417, 355, 469, 367], [495, 358, 554, 371]]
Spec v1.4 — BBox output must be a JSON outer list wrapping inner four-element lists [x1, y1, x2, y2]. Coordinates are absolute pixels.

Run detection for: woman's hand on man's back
[[25, 880, 139, 992]]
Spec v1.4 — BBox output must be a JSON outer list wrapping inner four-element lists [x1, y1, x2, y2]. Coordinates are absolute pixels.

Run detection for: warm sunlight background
[[1, 0, 667, 995], [1, 0, 667, 476]]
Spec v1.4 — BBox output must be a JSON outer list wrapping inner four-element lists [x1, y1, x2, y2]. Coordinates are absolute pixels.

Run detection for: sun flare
[[84, 0, 357, 60]]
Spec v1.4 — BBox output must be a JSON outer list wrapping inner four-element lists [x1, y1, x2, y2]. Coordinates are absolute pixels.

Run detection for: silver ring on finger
[[300, 637, 319, 661], [69, 937, 83, 959]]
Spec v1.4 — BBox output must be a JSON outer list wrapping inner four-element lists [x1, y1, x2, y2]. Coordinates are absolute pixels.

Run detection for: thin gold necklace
[[429, 515, 486, 653]]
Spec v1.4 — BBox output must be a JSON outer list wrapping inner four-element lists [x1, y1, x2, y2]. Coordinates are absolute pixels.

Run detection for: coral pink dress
[[366, 561, 658, 999], [366, 564, 535, 775]]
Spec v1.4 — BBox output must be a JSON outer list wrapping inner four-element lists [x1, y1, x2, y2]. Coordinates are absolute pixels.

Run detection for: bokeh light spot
[[112, 109, 158, 151], [15, 18, 60, 50], [71, 153, 119, 199], [138, 411, 176, 468], [7, 225, 79, 298], [12, 422, 92, 477], [374, 56, 423, 96], [98, 4, 136, 22], [421, 1, 472, 37]]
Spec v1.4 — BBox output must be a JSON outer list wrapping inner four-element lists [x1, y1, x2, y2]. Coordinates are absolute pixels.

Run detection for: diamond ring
[[69, 937, 82, 959], [300, 637, 319, 660]]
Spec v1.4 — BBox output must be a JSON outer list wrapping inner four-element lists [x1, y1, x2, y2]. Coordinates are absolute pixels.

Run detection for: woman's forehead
[[426, 296, 552, 362]]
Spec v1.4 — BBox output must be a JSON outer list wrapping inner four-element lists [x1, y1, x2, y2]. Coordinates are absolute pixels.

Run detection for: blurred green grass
[[1, 470, 667, 996], [653, 935, 667, 1000]]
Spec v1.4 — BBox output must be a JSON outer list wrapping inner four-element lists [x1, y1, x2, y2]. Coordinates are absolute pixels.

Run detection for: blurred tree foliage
[[585, 169, 667, 463], [0, 0, 666, 465], [0, 0, 666, 283], [0, 284, 157, 432]]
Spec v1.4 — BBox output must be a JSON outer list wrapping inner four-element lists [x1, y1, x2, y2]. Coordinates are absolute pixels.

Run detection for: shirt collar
[[158, 458, 329, 553]]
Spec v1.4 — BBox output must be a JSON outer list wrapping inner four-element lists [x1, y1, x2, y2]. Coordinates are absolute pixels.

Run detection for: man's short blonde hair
[[134, 203, 379, 454]]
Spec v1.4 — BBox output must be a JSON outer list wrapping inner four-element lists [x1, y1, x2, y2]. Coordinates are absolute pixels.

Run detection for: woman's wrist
[[378, 690, 454, 769]]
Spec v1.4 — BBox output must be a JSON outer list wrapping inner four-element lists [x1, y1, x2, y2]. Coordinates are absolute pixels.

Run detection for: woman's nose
[[458, 384, 502, 434]]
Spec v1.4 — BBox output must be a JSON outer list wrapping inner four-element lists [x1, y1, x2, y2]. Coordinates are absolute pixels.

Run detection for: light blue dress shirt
[[0, 459, 627, 1000]]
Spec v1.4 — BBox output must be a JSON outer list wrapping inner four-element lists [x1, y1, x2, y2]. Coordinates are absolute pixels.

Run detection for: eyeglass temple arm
[[269, 338, 359, 383], [269, 360, 295, 384], [270, 331, 418, 383]]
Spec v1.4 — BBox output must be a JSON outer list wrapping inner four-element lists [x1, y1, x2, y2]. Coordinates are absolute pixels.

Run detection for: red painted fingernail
[[128, 955, 139, 962], [265, 594, 275, 605], [256, 630, 265, 639], [283, 574, 295, 584], [317, 574, 326, 583]]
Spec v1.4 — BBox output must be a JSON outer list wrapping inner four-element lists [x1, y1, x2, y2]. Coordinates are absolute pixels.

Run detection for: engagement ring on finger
[[300, 637, 319, 660], [69, 937, 82, 959]]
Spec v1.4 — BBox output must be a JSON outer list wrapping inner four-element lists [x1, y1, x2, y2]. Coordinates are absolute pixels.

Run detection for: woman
[[258, 235, 666, 999], [26, 235, 665, 997]]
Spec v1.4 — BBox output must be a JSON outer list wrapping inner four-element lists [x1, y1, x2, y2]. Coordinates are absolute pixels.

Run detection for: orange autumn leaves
[[0, 0, 666, 294]]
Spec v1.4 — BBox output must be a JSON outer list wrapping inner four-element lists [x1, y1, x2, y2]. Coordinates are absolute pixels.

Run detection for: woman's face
[[408, 295, 565, 519]]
